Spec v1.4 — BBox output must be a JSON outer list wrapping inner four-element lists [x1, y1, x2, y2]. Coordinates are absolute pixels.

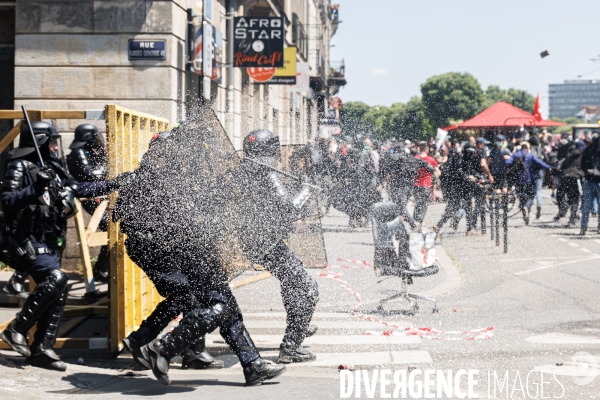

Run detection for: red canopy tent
[[443, 101, 566, 130]]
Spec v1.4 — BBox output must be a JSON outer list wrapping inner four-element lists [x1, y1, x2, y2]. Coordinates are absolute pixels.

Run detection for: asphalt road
[[0, 188, 599, 399]]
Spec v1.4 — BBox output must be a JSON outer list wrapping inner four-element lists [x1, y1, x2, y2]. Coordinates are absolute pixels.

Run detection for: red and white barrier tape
[[317, 258, 494, 341]]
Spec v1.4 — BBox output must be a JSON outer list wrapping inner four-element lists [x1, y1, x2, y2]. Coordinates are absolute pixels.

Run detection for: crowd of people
[[1, 116, 600, 388], [304, 127, 600, 236]]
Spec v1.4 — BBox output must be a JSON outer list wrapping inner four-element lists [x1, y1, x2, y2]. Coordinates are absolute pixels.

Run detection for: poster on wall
[[192, 22, 223, 82], [288, 62, 310, 93], [267, 47, 297, 84], [233, 17, 285, 68]]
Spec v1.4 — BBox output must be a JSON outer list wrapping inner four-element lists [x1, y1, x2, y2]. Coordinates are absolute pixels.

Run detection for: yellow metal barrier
[[0, 106, 168, 352], [105, 105, 169, 353]]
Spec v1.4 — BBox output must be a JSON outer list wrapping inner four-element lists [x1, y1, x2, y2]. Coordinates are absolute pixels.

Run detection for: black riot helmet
[[11, 121, 60, 159], [243, 129, 281, 163], [70, 124, 100, 149], [149, 131, 172, 148]]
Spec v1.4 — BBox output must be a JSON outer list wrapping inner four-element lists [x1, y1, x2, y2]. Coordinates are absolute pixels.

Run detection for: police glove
[[33, 167, 56, 191]]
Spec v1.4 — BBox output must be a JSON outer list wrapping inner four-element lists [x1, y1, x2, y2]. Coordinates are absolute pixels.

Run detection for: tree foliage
[[339, 72, 540, 143], [483, 85, 535, 112], [421, 72, 485, 130]]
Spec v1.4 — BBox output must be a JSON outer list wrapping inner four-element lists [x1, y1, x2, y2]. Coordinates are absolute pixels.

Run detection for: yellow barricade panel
[[106, 105, 169, 353]]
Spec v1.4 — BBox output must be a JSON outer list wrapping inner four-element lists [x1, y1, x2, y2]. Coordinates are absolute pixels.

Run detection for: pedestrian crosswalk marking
[[207, 351, 433, 369], [241, 319, 411, 330], [207, 334, 421, 346]]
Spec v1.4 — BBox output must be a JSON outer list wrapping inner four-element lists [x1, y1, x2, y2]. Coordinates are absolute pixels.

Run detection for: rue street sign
[[128, 40, 167, 60]]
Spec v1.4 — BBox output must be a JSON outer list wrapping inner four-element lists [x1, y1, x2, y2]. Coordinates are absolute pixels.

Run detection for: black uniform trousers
[[556, 177, 580, 220], [260, 240, 319, 346], [125, 236, 260, 366], [463, 182, 484, 232], [436, 181, 463, 229]]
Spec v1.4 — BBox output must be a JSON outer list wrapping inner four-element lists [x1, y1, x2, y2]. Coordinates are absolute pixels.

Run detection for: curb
[[229, 271, 272, 290]]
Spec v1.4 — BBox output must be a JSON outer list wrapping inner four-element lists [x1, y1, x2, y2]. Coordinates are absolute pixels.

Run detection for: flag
[[533, 94, 543, 122], [435, 128, 448, 150]]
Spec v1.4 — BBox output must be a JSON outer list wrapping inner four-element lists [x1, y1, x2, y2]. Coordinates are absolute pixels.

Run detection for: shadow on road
[[49, 373, 261, 396], [0, 355, 27, 369]]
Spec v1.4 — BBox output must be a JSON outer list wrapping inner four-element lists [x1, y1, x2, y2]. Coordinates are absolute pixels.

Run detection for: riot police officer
[[3, 124, 109, 294], [240, 129, 320, 363], [119, 129, 223, 371], [66, 124, 110, 282], [113, 123, 285, 386], [0, 121, 125, 370]]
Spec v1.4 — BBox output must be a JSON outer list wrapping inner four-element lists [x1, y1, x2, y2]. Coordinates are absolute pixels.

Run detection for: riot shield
[[115, 107, 252, 280], [279, 145, 328, 269]]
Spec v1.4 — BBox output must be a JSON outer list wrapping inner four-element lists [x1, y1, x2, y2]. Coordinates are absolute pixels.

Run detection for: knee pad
[[40, 269, 68, 298], [183, 302, 230, 335], [47, 269, 68, 290]]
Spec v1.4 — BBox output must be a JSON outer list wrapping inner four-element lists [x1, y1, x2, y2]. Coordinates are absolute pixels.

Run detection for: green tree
[[421, 72, 485, 129], [388, 97, 432, 141], [483, 85, 535, 112], [339, 101, 373, 135]]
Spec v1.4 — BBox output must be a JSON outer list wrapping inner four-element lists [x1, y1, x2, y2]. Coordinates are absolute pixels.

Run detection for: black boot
[[28, 288, 68, 371], [0, 320, 30, 357], [146, 339, 173, 386], [305, 325, 318, 338], [146, 302, 229, 385], [1, 270, 67, 358], [278, 340, 316, 364], [28, 344, 67, 371], [122, 299, 178, 370], [243, 358, 286, 386], [3, 270, 28, 298], [182, 338, 223, 369]]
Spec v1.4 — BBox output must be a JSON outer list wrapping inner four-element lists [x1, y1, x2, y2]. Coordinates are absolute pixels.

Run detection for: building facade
[[1, 0, 346, 150], [0, 0, 345, 271], [549, 80, 600, 120]]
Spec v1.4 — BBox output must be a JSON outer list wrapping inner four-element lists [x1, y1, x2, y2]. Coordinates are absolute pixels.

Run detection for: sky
[[329, 0, 600, 117]]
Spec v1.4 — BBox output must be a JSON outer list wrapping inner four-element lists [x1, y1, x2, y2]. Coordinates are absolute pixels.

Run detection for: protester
[[553, 142, 584, 227], [413, 142, 440, 231], [434, 137, 463, 232], [580, 136, 600, 235], [506, 142, 552, 225], [528, 136, 547, 219], [461, 143, 493, 235]]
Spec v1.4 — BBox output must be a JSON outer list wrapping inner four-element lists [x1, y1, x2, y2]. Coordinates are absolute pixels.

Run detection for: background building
[[0, 0, 346, 150], [549, 80, 600, 119], [0, 0, 345, 271]]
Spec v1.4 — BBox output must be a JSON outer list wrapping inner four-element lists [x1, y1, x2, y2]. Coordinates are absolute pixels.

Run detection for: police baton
[[21, 105, 46, 168], [245, 157, 322, 192]]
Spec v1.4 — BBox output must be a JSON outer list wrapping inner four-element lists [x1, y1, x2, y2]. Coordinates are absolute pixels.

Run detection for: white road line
[[242, 320, 412, 330], [526, 333, 600, 344], [241, 312, 371, 319], [595, 240, 600, 245], [557, 238, 567, 242], [568, 242, 579, 247], [580, 248, 591, 253], [208, 334, 421, 346], [218, 351, 433, 368], [515, 255, 600, 275]]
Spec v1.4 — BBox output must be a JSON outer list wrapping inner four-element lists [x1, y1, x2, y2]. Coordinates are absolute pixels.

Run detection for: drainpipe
[[227, 0, 235, 139]]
